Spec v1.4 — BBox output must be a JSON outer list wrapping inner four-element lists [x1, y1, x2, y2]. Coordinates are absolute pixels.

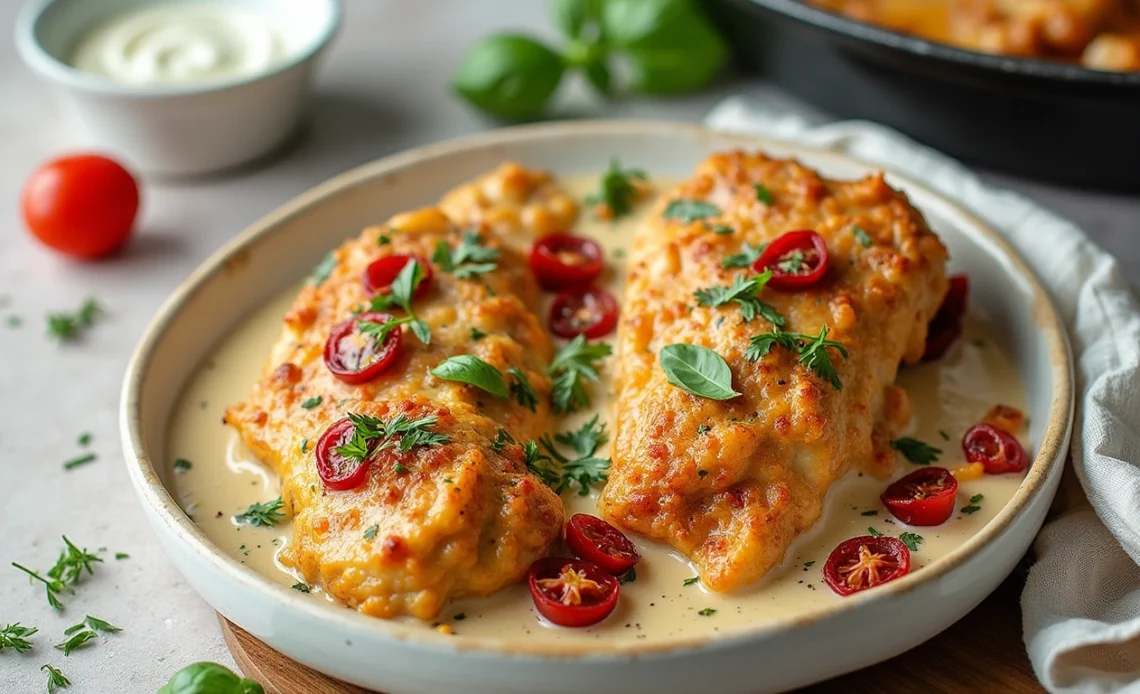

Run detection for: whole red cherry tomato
[[363, 254, 433, 298], [323, 312, 403, 385], [529, 234, 605, 290], [963, 423, 1028, 474], [315, 417, 371, 491], [752, 230, 829, 289], [880, 467, 959, 526], [922, 274, 970, 362], [566, 514, 640, 575], [548, 286, 619, 339], [22, 154, 140, 259], [527, 557, 620, 627], [823, 536, 911, 596]]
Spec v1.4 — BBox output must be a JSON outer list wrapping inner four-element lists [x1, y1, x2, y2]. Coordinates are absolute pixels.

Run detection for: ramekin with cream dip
[[15, 0, 341, 177]]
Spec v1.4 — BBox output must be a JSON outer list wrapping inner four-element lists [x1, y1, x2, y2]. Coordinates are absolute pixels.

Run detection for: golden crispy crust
[[226, 166, 573, 620], [601, 151, 948, 592]]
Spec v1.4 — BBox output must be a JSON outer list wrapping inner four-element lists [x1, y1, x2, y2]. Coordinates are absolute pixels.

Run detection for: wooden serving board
[[221, 572, 1042, 694]]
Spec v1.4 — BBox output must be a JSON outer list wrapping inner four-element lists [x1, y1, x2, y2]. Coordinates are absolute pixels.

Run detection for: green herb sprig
[[233, 498, 285, 528], [335, 413, 451, 465], [548, 335, 612, 413], [11, 536, 102, 610], [0, 623, 37, 653], [745, 325, 849, 391], [47, 299, 101, 342], [366, 260, 431, 344], [432, 230, 500, 279], [538, 415, 611, 495], [891, 437, 942, 465], [694, 271, 783, 325], [587, 158, 647, 219]]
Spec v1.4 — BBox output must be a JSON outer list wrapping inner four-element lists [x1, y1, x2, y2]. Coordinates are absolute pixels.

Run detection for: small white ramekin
[[15, 0, 342, 177]]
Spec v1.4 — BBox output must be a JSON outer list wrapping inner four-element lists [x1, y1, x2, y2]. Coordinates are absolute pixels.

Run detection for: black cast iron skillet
[[702, 0, 1140, 191]]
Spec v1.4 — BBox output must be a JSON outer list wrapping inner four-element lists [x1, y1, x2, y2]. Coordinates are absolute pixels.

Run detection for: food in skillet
[[600, 151, 950, 592], [811, 0, 1140, 71], [224, 167, 573, 620]]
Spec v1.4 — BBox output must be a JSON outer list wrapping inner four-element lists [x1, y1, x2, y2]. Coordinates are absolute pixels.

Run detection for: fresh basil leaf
[[431, 355, 508, 398], [658, 344, 740, 400], [584, 57, 612, 95], [553, 0, 594, 39], [158, 662, 264, 694], [662, 199, 720, 223], [601, 0, 728, 95], [452, 34, 565, 119]]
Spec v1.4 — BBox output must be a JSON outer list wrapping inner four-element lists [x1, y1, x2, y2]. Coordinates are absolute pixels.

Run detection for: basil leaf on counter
[[658, 344, 740, 400], [158, 662, 264, 694], [451, 35, 565, 120], [431, 355, 508, 398]]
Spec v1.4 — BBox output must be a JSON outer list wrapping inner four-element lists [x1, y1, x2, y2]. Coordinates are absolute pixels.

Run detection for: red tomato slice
[[323, 312, 403, 385], [529, 234, 604, 290], [880, 467, 959, 526], [823, 536, 911, 596], [752, 230, 829, 289], [22, 154, 140, 259], [963, 423, 1028, 474], [527, 557, 620, 627], [363, 254, 433, 297], [315, 417, 371, 491], [922, 274, 969, 361], [548, 286, 619, 339], [566, 514, 640, 575]]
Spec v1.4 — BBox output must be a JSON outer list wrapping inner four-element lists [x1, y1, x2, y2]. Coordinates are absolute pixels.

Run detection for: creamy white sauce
[[167, 176, 1030, 645], [71, 3, 286, 86]]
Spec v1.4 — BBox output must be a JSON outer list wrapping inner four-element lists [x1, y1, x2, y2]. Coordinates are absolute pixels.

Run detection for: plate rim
[[120, 118, 1075, 659]]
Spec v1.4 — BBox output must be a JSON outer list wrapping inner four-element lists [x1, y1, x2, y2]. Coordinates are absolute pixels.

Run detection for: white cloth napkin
[[705, 98, 1140, 693]]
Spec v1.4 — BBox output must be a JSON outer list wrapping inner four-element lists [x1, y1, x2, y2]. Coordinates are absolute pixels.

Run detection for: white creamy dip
[[70, 3, 286, 86]]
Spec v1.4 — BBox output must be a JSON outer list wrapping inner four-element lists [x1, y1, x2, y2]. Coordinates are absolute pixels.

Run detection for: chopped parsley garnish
[[898, 533, 923, 552], [0, 623, 37, 653], [587, 158, 647, 219], [491, 427, 514, 453], [394, 463, 408, 474], [363, 525, 379, 539], [547, 335, 611, 413], [77, 433, 92, 447], [890, 437, 942, 465], [430, 355, 508, 398], [470, 327, 487, 340], [291, 582, 312, 593], [662, 199, 721, 223], [708, 224, 734, 235], [233, 498, 285, 527], [507, 367, 540, 412], [961, 504, 981, 515], [697, 608, 717, 617], [311, 252, 337, 284], [300, 439, 309, 453], [693, 271, 783, 325], [47, 298, 101, 342], [335, 412, 450, 464], [12, 536, 102, 609], [696, 424, 711, 435], [618, 568, 637, 584], [753, 183, 773, 205], [852, 225, 873, 247], [745, 326, 848, 391], [721, 242, 766, 269], [775, 250, 806, 274], [300, 396, 322, 410], [42, 664, 69, 692], [62, 453, 96, 471], [538, 415, 611, 496], [521, 439, 558, 487], [970, 493, 984, 503], [432, 230, 500, 279], [683, 577, 700, 586], [867, 527, 883, 538], [377, 233, 391, 246], [861, 510, 878, 516], [366, 260, 431, 344]]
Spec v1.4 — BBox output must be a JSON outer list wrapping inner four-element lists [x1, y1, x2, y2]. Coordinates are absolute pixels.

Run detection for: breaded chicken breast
[[600, 152, 948, 592], [226, 166, 574, 620]]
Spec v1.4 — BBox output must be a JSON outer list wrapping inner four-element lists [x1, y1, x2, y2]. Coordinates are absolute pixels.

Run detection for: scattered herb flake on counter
[[363, 525, 379, 539], [547, 335, 611, 413], [46, 298, 101, 342], [899, 533, 924, 552], [507, 367, 540, 412], [683, 577, 700, 586], [891, 437, 942, 464], [0, 622, 37, 653], [77, 433, 91, 447], [41, 664, 69, 693], [173, 458, 192, 472], [587, 158, 646, 220], [663, 199, 721, 223], [83, 616, 120, 634], [114, 553, 129, 561], [538, 415, 611, 496], [311, 252, 337, 285], [746, 326, 848, 390], [753, 183, 773, 205], [234, 498, 285, 527], [54, 630, 96, 656], [470, 327, 486, 340], [300, 396, 322, 410], [62, 453, 96, 471], [698, 608, 717, 617], [6, 315, 22, 328], [961, 504, 981, 515], [867, 527, 883, 538], [852, 226, 873, 247], [431, 355, 508, 398], [291, 582, 312, 593], [722, 242, 766, 269], [432, 230, 500, 279], [694, 271, 782, 324]]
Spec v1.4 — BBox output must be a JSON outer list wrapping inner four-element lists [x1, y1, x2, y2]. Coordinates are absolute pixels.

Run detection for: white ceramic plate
[[121, 121, 1073, 694]]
